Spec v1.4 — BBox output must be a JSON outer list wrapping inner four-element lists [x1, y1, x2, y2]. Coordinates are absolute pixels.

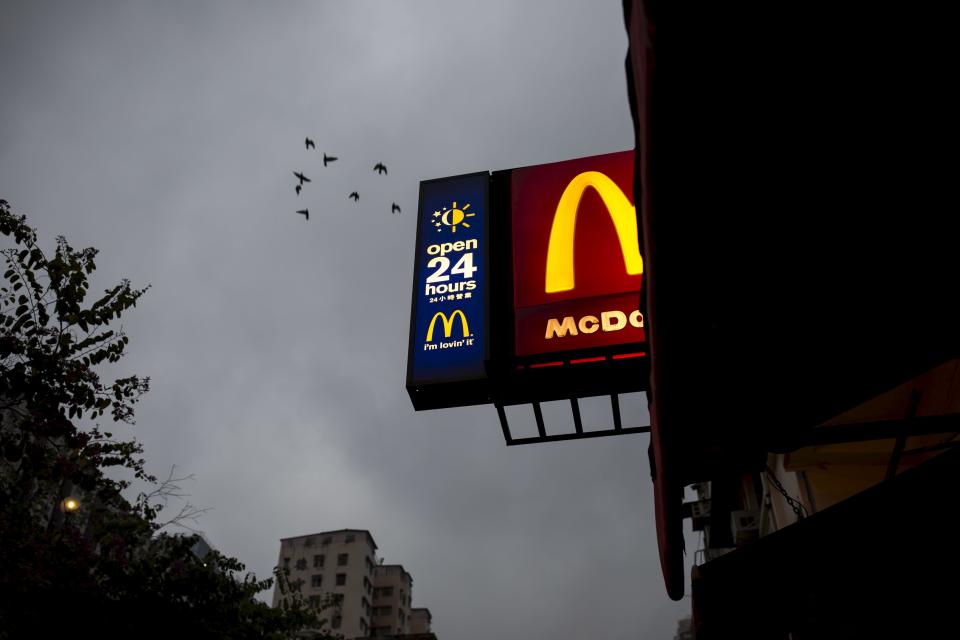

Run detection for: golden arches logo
[[544, 171, 643, 293], [426, 309, 470, 342]]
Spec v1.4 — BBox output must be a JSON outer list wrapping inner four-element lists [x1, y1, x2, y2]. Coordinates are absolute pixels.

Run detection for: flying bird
[[391, 203, 401, 215], [295, 184, 302, 196], [296, 209, 309, 220], [305, 137, 315, 150], [373, 163, 387, 175], [293, 171, 311, 185], [323, 153, 338, 167], [349, 192, 359, 202]]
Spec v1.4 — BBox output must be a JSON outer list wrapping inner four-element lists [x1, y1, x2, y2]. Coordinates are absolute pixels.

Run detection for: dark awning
[[624, 0, 958, 598]]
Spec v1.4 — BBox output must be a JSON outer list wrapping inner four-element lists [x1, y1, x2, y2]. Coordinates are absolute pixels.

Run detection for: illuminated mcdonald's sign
[[545, 171, 643, 294], [511, 150, 645, 357], [408, 171, 489, 409], [426, 309, 470, 341], [408, 151, 646, 411]]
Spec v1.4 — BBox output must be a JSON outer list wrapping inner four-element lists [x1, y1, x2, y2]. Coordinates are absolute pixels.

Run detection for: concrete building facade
[[272, 528, 378, 639], [408, 608, 432, 635], [271, 528, 434, 639], [371, 565, 413, 636]]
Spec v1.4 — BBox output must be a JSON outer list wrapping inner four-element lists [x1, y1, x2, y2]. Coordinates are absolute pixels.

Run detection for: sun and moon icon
[[433, 201, 475, 233]]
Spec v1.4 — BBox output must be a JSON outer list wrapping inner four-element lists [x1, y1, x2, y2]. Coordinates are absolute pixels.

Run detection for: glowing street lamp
[[61, 497, 80, 512]]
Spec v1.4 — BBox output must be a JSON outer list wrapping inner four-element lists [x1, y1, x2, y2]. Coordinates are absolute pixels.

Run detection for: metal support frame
[[533, 402, 546, 438], [770, 411, 960, 452], [496, 392, 650, 446], [886, 390, 923, 481]]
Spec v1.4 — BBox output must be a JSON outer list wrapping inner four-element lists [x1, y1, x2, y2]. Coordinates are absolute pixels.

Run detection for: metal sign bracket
[[495, 393, 650, 446]]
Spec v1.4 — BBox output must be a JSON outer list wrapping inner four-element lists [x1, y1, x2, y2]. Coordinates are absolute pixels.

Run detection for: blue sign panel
[[408, 172, 488, 392]]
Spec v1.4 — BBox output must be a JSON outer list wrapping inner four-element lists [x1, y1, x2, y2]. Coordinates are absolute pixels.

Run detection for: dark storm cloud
[[0, 1, 695, 637]]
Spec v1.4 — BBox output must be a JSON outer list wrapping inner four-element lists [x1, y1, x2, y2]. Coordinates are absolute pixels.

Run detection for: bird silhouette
[[305, 137, 315, 150], [374, 163, 387, 175], [293, 171, 311, 185], [295, 184, 302, 196], [323, 153, 338, 167], [349, 192, 359, 202], [391, 203, 401, 215], [296, 209, 309, 220]]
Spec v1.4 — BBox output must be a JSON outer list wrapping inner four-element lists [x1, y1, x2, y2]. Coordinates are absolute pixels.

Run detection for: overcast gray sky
[[0, 1, 697, 637]]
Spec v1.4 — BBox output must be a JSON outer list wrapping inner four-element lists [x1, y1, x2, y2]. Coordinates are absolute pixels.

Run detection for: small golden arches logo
[[426, 309, 470, 341]]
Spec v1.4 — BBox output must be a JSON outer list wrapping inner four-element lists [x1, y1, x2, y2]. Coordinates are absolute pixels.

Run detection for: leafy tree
[[0, 200, 338, 639]]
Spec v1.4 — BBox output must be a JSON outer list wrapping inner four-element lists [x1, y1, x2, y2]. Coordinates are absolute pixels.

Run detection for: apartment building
[[272, 528, 434, 639], [370, 565, 413, 636], [409, 609, 432, 635], [272, 529, 378, 639]]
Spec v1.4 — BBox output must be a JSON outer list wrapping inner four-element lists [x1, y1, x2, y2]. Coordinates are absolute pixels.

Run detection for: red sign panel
[[511, 150, 644, 357]]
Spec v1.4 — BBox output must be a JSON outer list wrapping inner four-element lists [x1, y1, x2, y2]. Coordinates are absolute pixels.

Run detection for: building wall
[[371, 565, 413, 636], [272, 529, 378, 640], [781, 358, 960, 513], [409, 608, 432, 634], [695, 359, 960, 563]]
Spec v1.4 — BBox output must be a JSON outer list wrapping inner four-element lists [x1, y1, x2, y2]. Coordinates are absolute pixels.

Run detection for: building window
[[382, 586, 394, 597], [283, 557, 290, 568], [322, 536, 332, 546], [308, 595, 320, 609], [337, 553, 349, 566], [345, 533, 356, 543], [331, 615, 342, 630], [311, 574, 322, 588], [295, 558, 307, 571], [313, 554, 324, 568], [360, 618, 368, 635], [336, 573, 346, 586], [304, 536, 315, 547], [363, 597, 371, 616]]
